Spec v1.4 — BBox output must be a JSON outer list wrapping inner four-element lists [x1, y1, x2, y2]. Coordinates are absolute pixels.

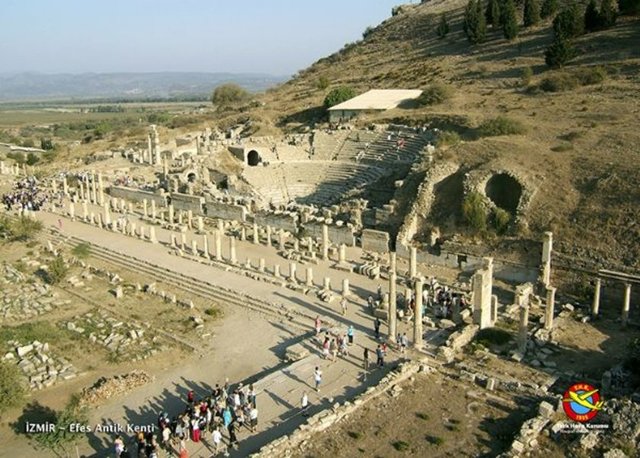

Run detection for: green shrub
[[316, 76, 330, 90], [5, 216, 43, 242], [6, 152, 26, 164], [45, 255, 68, 285], [426, 435, 445, 446], [416, 412, 430, 420], [323, 86, 357, 109], [462, 192, 487, 233], [436, 131, 461, 147], [416, 84, 453, 106], [347, 431, 362, 439], [204, 307, 220, 318], [211, 83, 250, 107], [71, 243, 91, 259], [521, 66, 534, 87], [551, 143, 574, 152], [478, 116, 527, 136], [26, 153, 40, 166], [0, 361, 27, 416], [540, 67, 606, 91], [33, 394, 88, 456], [493, 208, 511, 234], [540, 72, 578, 91], [575, 66, 607, 85], [392, 440, 410, 451]]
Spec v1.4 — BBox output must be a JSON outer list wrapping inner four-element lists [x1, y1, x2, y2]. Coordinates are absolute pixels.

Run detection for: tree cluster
[[211, 83, 250, 108], [323, 86, 356, 109]]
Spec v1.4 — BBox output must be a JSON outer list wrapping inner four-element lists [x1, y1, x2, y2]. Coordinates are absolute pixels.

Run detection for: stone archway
[[247, 150, 261, 166]]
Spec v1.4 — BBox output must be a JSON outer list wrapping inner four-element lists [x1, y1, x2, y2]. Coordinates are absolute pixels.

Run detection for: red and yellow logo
[[562, 383, 603, 423]]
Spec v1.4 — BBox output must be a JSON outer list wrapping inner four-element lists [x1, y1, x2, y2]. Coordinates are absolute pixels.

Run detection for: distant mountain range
[[0, 72, 288, 102]]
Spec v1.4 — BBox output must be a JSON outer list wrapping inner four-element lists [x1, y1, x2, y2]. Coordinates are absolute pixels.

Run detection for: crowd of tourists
[[1, 176, 50, 211], [114, 381, 258, 457]]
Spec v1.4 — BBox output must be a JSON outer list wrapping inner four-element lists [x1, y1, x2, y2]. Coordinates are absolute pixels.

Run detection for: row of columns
[[592, 278, 633, 326]]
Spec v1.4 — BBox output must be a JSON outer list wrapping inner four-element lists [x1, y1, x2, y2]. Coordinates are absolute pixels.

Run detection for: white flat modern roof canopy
[[328, 89, 423, 111]]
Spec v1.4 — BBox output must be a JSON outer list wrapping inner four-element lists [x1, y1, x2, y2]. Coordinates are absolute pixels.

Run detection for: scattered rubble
[[79, 370, 153, 406], [2, 340, 77, 390]]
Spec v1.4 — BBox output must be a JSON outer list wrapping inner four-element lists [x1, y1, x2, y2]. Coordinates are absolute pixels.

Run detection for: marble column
[[544, 287, 556, 330], [591, 278, 601, 317], [413, 277, 424, 348], [622, 283, 631, 327]]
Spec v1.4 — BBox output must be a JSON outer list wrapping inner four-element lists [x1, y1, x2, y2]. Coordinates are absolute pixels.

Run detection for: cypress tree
[[524, 0, 541, 26], [464, 0, 487, 44], [553, 3, 585, 38], [600, 0, 618, 26], [541, 0, 559, 18], [437, 13, 450, 38], [502, 0, 519, 39], [545, 35, 575, 68], [618, 0, 640, 15], [486, 0, 502, 27], [585, 0, 601, 31]]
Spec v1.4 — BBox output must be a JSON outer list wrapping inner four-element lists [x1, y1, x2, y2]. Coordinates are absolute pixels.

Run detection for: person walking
[[376, 345, 385, 367], [347, 325, 354, 345], [374, 317, 381, 339], [249, 405, 258, 432], [401, 333, 408, 354], [314, 367, 322, 392], [211, 427, 223, 456], [301, 392, 309, 416], [363, 347, 370, 381], [315, 316, 322, 334], [340, 297, 348, 316], [228, 422, 239, 450]]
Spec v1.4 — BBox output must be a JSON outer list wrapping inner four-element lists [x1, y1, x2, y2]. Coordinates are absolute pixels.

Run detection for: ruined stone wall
[[108, 186, 168, 207], [170, 193, 205, 214], [396, 161, 460, 247], [255, 211, 299, 233], [204, 200, 248, 222], [303, 221, 356, 246], [361, 229, 390, 253], [395, 244, 537, 283]]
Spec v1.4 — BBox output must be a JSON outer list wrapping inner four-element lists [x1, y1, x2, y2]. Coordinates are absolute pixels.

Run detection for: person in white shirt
[[211, 427, 223, 455]]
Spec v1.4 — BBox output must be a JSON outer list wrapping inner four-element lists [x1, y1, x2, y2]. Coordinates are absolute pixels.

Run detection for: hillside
[[245, 0, 640, 273]]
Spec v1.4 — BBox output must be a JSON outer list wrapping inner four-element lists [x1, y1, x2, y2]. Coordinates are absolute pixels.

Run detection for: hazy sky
[[0, 0, 409, 75]]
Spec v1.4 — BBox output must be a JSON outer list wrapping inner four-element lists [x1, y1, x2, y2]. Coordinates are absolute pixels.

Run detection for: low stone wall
[[251, 360, 427, 457], [304, 221, 356, 247], [109, 186, 167, 207], [205, 200, 248, 222], [255, 211, 299, 233], [170, 192, 205, 214], [361, 228, 390, 253]]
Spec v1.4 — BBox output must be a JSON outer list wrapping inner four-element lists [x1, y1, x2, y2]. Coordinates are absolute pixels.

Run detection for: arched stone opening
[[187, 172, 197, 183], [247, 150, 261, 166], [485, 173, 522, 213]]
